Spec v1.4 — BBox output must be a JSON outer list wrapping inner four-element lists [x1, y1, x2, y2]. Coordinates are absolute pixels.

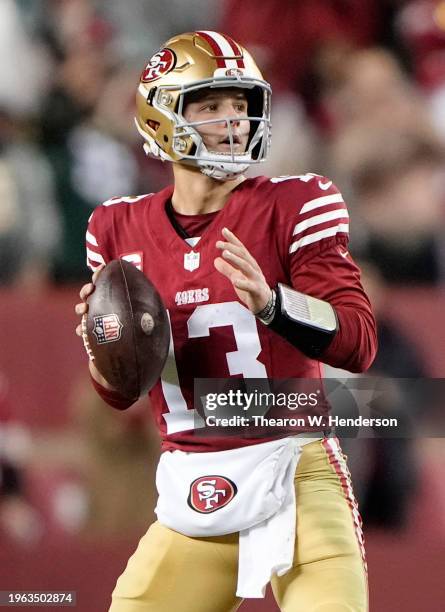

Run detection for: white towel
[[155, 436, 318, 597], [237, 444, 300, 597]]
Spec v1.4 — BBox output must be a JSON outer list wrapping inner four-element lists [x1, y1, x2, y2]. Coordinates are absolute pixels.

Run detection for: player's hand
[[74, 264, 105, 337], [215, 227, 272, 314], [74, 264, 116, 390]]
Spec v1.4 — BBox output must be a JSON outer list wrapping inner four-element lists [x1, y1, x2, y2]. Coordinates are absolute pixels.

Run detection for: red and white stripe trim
[[86, 247, 105, 271], [86, 230, 98, 247], [292, 209, 349, 236], [300, 193, 344, 214], [86, 229, 102, 271], [196, 31, 245, 69], [289, 193, 349, 254], [322, 438, 367, 572], [289, 223, 349, 253]]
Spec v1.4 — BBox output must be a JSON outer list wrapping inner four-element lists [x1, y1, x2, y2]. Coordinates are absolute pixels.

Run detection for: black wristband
[[267, 283, 338, 359], [256, 290, 276, 324]]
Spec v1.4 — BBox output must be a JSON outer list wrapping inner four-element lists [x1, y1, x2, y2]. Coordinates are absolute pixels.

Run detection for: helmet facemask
[[173, 81, 271, 180]]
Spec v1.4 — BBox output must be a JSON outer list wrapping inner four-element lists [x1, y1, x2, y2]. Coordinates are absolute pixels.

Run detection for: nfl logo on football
[[92, 314, 123, 344], [184, 251, 200, 272]]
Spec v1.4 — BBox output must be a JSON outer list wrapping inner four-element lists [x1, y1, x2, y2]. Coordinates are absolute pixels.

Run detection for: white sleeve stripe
[[87, 260, 99, 271], [289, 223, 349, 254], [86, 248, 105, 264], [86, 230, 98, 246], [300, 193, 344, 214], [293, 209, 349, 236]]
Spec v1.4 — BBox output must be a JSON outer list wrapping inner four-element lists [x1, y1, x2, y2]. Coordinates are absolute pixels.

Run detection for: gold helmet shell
[[135, 31, 271, 180]]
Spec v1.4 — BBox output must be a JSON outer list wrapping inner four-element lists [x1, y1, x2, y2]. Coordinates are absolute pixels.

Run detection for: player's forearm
[[258, 284, 338, 358], [320, 304, 377, 372], [259, 284, 377, 372], [88, 359, 115, 390], [287, 244, 378, 372], [89, 361, 136, 410]]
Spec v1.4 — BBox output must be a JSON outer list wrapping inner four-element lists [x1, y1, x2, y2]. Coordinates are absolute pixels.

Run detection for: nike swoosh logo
[[340, 250, 349, 258], [318, 180, 332, 190]]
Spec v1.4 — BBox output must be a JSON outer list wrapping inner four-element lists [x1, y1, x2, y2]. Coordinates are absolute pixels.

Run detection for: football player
[[75, 31, 376, 611]]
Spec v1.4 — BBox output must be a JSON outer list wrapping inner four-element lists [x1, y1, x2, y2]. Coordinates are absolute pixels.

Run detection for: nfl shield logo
[[92, 314, 123, 344], [184, 250, 200, 272]]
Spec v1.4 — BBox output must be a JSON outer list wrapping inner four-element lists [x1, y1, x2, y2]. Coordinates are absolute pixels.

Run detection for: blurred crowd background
[[1, 1, 445, 610]]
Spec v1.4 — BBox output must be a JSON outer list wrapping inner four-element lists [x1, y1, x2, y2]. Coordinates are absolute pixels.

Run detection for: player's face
[[183, 88, 250, 155]]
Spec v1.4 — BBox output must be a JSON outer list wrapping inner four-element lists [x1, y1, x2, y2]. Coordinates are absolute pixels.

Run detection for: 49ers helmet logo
[[188, 475, 237, 513], [141, 48, 176, 82]]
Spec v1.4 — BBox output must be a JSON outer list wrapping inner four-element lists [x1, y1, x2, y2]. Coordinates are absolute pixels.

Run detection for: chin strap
[[199, 162, 249, 181], [142, 139, 248, 180], [138, 120, 252, 180], [195, 143, 250, 180]]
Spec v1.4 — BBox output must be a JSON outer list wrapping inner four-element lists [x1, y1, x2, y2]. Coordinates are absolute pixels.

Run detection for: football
[[85, 259, 170, 399]]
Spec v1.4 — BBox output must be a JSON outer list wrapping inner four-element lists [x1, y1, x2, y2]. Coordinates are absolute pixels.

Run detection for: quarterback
[[75, 31, 377, 612]]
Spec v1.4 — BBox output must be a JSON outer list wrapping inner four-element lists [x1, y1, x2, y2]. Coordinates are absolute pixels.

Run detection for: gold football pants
[[109, 438, 368, 611]]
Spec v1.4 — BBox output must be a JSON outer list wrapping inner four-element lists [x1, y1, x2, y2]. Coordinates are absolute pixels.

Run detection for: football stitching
[[119, 259, 141, 400]]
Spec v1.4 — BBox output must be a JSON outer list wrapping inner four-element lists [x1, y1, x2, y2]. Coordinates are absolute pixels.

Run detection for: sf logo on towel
[[188, 476, 238, 513]]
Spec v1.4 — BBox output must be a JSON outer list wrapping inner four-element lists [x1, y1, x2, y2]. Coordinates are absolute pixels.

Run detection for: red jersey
[[86, 174, 377, 451]]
